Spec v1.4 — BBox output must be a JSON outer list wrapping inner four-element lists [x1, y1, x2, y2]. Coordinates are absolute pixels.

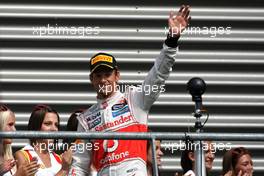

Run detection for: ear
[[115, 69, 120, 82], [188, 152, 195, 162], [89, 73, 93, 82]]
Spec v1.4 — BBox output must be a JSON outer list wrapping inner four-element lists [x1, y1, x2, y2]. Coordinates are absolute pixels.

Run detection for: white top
[[3, 171, 12, 176], [184, 170, 196, 176], [20, 144, 62, 176]]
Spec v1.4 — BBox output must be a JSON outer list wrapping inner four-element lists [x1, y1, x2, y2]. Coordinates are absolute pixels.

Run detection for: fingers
[[168, 4, 191, 25], [224, 171, 232, 176], [187, 16, 191, 25], [16, 161, 40, 176], [238, 170, 243, 176], [169, 11, 174, 19], [168, 5, 191, 37], [26, 166, 39, 176], [2, 159, 15, 171], [25, 161, 40, 176], [10, 160, 16, 168], [63, 149, 72, 160], [61, 150, 73, 171], [177, 5, 190, 16], [31, 157, 38, 161], [184, 7, 190, 19], [178, 5, 184, 13]]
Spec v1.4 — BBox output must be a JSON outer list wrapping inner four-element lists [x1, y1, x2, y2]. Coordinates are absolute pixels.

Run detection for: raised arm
[[133, 5, 191, 111]]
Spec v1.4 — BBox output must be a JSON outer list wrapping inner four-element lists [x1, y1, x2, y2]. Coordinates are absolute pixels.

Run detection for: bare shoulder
[[14, 150, 28, 165]]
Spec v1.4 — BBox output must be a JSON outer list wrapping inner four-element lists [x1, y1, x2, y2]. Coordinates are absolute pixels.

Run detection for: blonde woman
[[0, 104, 39, 176]]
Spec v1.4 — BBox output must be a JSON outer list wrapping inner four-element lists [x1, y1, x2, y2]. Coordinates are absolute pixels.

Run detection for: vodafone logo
[[103, 140, 119, 152], [100, 140, 130, 165]]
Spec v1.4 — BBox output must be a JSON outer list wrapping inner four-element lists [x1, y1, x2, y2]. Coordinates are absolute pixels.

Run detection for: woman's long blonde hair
[[0, 105, 15, 161]]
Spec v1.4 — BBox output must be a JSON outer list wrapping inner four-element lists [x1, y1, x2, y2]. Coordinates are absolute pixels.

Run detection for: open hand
[[0, 159, 16, 175], [168, 5, 191, 37]]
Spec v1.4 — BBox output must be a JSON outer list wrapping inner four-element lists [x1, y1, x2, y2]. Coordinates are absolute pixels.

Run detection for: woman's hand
[[0, 159, 16, 175], [15, 158, 40, 176], [61, 149, 72, 171], [56, 150, 73, 176]]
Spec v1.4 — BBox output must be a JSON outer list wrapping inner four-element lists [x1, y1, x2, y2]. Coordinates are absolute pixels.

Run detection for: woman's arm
[[55, 149, 72, 176], [14, 151, 39, 176]]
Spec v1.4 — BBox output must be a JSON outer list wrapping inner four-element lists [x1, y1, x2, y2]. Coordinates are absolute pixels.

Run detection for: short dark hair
[[28, 104, 60, 145]]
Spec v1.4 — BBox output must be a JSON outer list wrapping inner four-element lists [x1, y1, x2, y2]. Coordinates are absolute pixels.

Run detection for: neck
[[33, 141, 49, 154]]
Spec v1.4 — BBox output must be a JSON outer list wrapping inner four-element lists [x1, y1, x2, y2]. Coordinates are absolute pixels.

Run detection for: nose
[[99, 75, 108, 83], [158, 149, 164, 156], [50, 124, 58, 131], [247, 163, 253, 172], [208, 152, 215, 160]]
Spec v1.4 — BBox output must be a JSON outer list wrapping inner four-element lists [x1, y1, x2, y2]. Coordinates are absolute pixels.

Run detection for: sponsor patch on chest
[[85, 111, 102, 130], [111, 99, 130, 118]]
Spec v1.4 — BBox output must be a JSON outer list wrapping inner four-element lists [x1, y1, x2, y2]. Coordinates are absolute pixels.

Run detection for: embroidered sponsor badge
[[111, 99, 130, 117], [112, 103, 126, 111], [85, 112, 102, 129], [88, 117, 102, 130], [86, 112, 101, 122]]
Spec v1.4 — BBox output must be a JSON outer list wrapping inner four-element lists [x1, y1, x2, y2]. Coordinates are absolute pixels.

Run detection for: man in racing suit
[[70, 5, 191, 176]]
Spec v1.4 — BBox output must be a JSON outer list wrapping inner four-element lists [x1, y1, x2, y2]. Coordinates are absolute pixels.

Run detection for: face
[[41, 112, 59, 132], [189, 141, 215, 172], [40, 112, 59, 144], [3, 113, 16, 144], [204, 141, 215, 171], [147, 140, 164, 166], [90, 68, 120, 99], [235, 154, 253, 176]]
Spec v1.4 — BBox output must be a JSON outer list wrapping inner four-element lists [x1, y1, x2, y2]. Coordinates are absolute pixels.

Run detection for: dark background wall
[[1, 0, 264, 175]]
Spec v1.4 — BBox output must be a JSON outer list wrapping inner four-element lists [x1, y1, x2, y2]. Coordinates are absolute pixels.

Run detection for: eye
[[241, 162, 249, 166], [105, 72, 112, 77], [44, 121, 51, 126], [95, 73, 103, 78]]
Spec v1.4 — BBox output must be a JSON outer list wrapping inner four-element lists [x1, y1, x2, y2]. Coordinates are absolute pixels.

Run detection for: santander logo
[[95, 115, 133, 131]]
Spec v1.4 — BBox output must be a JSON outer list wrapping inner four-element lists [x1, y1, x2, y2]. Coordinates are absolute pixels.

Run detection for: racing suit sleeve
[[129, 36, 179, 122], [68, 123, 91, 176]]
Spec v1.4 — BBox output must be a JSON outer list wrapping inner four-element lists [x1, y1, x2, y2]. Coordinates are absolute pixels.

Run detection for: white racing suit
[[71, 43, 178, 176]]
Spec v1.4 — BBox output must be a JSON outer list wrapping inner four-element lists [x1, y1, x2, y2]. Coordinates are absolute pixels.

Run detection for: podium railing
[[1, 131, 264, 176]]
